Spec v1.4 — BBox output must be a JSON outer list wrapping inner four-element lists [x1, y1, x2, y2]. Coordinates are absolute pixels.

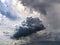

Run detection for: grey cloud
[[20, 0, 60, 15], [9, 0, 60, 45], [11, 17, 46, 40], [20, 0, 50, 15], [18, 0, 60, 42], [19, 0, 60, 31]]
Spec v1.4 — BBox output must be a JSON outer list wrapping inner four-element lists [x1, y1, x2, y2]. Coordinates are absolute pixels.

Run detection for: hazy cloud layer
[[20, 0, 50, 15]]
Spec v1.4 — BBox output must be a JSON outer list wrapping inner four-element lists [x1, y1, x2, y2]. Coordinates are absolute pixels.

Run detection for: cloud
[[12, 17, 46, 40], [1, 0, 60, 45], [12, 0, 60, 43], [20, 0, 51, 15], [19, 0, 60, 32]]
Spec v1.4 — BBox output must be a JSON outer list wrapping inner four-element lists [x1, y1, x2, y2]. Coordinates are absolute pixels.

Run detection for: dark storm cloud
[[12, 17, 46, 39], [0, 1, 17, 20]]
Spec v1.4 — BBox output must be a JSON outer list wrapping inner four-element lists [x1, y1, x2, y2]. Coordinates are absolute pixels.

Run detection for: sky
[[20, 0, 60, 33], [0, 0, 60, 45], [0, 0, 42, 45], [0, 0, 23, 45]]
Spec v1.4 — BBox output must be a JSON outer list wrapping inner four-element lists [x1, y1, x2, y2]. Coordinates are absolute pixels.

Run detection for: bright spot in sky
[[0, 0, 5, 3]]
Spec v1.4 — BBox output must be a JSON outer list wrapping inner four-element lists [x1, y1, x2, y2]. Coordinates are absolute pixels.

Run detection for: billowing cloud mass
[[12, 17, 46, 39]]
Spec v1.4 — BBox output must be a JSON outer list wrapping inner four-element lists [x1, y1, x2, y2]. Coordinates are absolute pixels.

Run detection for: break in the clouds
[[0, 0, 18, 20]]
